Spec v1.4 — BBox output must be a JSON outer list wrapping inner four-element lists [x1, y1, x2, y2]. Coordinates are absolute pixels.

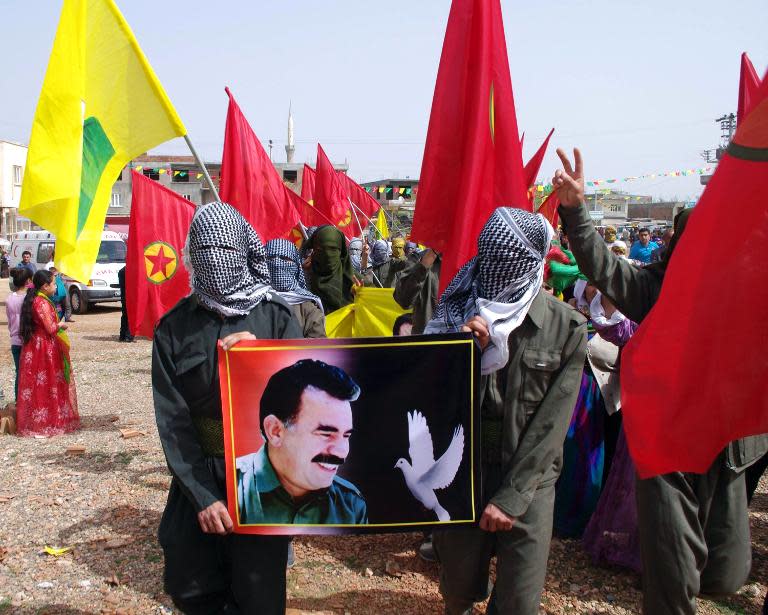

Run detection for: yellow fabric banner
[[325, 287, 411, 338], [20, 0, 186, 283], [374, 208, 390, 240]]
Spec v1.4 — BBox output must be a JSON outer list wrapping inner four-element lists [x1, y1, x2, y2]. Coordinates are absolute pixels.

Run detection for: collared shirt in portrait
[[235, 445, 368, 526]]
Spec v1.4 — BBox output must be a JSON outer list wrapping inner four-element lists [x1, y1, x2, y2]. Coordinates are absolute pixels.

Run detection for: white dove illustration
[[394, 410, 465, 521]]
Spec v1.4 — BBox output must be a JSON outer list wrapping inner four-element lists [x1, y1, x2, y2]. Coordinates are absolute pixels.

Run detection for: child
[[5, 267, 32, 398]]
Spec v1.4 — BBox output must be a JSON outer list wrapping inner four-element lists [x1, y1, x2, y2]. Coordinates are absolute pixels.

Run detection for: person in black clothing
[[153, 201, 301, 614], [117, 266, 133, 342]]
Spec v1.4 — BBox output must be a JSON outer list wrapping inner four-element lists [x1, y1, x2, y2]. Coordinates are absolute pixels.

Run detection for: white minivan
[[9, 230, 126, 314]]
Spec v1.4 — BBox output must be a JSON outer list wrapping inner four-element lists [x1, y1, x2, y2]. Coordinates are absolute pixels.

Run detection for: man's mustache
[[312, 454, 346, 466]]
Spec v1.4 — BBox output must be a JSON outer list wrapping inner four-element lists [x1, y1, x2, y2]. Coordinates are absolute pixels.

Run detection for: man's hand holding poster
[[218, 333, 479, 534]]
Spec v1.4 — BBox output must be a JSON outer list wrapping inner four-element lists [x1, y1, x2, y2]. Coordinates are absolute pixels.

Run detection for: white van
[[9, 230, 126, 314]]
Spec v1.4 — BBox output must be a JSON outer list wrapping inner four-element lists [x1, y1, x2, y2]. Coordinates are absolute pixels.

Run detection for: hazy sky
[[1, 0, 766, 200]]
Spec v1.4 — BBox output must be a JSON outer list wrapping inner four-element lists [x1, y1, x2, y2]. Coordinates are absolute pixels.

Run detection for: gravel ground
[[0, 284, 765, 614]]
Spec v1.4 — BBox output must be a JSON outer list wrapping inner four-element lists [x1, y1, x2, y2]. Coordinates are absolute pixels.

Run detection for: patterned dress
[[16, 296, 79, 436]]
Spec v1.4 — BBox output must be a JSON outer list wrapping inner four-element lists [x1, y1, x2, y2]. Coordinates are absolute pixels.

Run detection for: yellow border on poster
[[222, 337, 477, 530]]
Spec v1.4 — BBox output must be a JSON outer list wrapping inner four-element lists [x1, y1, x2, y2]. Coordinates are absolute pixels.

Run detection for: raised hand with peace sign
[[552, 148, 585, 208]]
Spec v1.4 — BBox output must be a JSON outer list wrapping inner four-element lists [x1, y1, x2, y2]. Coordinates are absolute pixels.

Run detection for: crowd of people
[[2, 151, 765, 615]]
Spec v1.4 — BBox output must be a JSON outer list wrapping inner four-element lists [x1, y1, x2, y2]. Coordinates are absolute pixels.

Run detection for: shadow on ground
[[55, 504, 169, 609]]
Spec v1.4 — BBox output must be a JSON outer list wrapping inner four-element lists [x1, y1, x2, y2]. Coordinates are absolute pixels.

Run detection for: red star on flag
[[146, 246, 174, 278]]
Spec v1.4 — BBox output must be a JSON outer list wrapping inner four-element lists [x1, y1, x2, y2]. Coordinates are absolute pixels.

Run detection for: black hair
[[638, 227, 650, 235], [392, 313, 414, 336], [21, 250, 32, 258], [10, 267, 32, 290], [259, 359, 360, 435], [20, 269, 55, 344]]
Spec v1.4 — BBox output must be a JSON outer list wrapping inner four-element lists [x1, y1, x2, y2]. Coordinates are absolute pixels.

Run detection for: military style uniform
[[393, 253, 441, 334], [434, 290, 587, 615], [560, 203, 768, 615], [236, 446, 367, 525], [153, 295, 302, 615]]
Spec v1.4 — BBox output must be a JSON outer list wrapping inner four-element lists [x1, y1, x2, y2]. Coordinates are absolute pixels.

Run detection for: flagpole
[[183, 135, 221, 203], [348, 199, 377, 229]]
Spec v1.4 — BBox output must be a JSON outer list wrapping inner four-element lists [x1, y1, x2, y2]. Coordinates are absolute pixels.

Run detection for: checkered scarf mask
[[427, 207, 554, 336], [349, 238, 363, 272], [265, 239, 322, 308], [371, 240, 389, 267], [184, 201, 272, 317]]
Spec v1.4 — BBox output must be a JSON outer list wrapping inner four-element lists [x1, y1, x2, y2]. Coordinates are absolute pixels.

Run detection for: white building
[[0, 140, 32, 242]]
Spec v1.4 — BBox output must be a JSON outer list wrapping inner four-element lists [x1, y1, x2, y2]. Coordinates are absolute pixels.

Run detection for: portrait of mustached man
[[236, 359, 368, 525]]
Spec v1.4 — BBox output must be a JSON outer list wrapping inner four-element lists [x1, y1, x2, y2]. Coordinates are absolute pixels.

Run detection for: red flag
[[410, 0, 528, 293], [219, 88, 300, 241], [314, 144, 360, 239], [126, 172, 194, 338], [738, 52, 762, 124], [620, 70, 768, 478], [301, 164, 316, 204], [537, 191, 560, 229], [524, 128, 555, 191], [339, 172, 380, 218]]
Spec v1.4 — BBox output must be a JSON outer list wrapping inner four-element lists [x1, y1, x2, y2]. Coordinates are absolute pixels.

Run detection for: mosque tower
[[285, 103, 295, 163]]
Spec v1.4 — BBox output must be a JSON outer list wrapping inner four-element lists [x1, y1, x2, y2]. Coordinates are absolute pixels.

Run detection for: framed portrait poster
[[219, 333, 479, 534]]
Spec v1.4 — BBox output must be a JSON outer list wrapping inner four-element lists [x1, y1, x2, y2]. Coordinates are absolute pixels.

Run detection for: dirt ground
[[0, 284, 765, 614]]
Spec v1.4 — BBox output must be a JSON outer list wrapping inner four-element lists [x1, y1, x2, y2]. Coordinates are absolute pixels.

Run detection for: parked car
[[9, 230, 126, 314]]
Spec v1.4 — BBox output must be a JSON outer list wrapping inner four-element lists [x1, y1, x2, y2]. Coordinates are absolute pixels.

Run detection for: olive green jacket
[[559, 203, 768, 471], [393, 253, 440, 334], [483, 290, 588, 519]]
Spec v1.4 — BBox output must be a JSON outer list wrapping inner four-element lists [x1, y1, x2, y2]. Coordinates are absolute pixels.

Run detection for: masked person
[[309, 226, 355, 314], [348, 238, 364, 274], [425, 207, 587, 615], [265, 239, 325, 338], [363, 239, 408, 288], [394, 247, 441, 335], [152, 202, 302, 615], [553, 148, 767, 615]]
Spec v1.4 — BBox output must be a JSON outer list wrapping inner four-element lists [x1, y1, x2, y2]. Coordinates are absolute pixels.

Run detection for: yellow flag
[[325, 288, 410, 338], [20, 0, 186, 283], [374, 208, 390, 240]]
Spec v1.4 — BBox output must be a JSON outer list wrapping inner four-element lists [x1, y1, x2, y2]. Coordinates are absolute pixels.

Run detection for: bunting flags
[[219, 87, 300, 241], [19, 0, 186, 283], [126, 171, 194, 338], [410, 0, 528, 293]]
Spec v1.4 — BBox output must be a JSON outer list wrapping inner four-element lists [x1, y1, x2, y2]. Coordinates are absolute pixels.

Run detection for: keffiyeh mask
[[425, 207, 554, 374], [184, 201, 271, 317], [265, 238, 322, 309], [371, 240, 389, 267]]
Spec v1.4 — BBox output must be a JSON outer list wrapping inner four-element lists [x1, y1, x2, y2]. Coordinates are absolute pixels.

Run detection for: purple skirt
[[582, 428, 642, 573]]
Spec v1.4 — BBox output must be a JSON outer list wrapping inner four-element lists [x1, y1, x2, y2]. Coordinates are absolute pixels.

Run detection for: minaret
[[285, 102, 295, 164]]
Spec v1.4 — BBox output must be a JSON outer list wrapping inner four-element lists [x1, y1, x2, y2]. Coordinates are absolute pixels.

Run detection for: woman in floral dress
[[16, 269, 79, 436]]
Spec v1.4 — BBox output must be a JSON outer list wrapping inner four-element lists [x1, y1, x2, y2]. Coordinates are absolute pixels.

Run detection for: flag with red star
[[126, 171, 195, 338]]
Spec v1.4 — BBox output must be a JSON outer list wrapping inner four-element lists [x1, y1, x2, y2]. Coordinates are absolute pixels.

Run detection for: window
[[143, 168, 160, 181], [110, 193, 121, 208], [609, 204, 623, 213], [96, 240, 127, 263], [37, 242, 55, 264], [13, 165, 22, 184], [283, 169, 298, 183], [182, 194, 193, 201], [172, 169, 190, 183]]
